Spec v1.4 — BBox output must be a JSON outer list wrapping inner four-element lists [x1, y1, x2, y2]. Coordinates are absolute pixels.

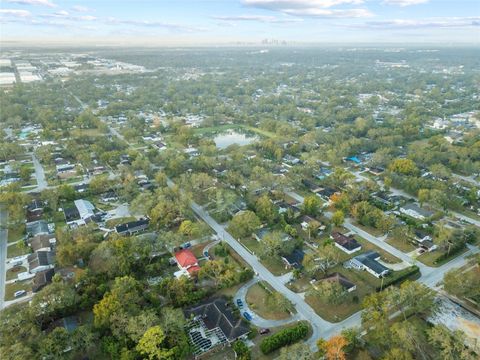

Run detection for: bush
[[375, 266, 420, 291], [260, 323, 309, 354]]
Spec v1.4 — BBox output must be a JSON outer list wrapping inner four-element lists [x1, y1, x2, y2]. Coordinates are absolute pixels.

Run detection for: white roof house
[[74, 199, 95, 220]]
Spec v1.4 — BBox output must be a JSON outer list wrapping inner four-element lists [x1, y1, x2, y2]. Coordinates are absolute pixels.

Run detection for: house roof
[[319, 272, 356, 291], [185, 298, 249, 342], [30, 235, 55, 252], [74, 199, 95, 219], [64, 207, 80, 222], [26, 220, 49, 236], [353, 251, 389, 275], [28, 251, 55, 270], [282, 249, 305, 268], [175, 249, 198, 269], [33, 269, 55, 292], [332, 232, 361, 251], [115, 218, 149, 234], [401, 203, 434, 218]]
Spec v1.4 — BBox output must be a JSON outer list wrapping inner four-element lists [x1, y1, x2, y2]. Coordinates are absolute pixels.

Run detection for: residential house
[[29, 234, 56, 252], [314, 273, 356, 292], [400, 203, 434, 220], [26, 199, 44, 222], [74, 183, 89, 193], [26, 220, 50, 237], [332, 231, 362, 254], [174, 249, 200, 278], [28, 251, 55, 273], [184, 298, 250, 350], [32, 269, 55, 293], [281, 249, 305, 269], [345, 251, 390, 278], [115, 218, 149, 236], [64, 199, 96, 226]]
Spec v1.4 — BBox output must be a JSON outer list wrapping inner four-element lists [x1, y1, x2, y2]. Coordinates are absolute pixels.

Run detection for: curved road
[[235, 278, 302, 328]]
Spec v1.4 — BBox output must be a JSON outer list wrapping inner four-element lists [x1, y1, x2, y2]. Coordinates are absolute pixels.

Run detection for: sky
[[0, 0, 479, 45]]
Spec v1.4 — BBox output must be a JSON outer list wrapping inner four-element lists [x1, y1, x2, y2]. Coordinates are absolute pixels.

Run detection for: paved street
[[31, 153, 47, 191], [0, 207, 8, 309], [234, 278, 302, 329]]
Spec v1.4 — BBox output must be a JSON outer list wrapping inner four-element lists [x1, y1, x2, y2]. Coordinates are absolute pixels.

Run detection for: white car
[[14, 290, 26, 298]]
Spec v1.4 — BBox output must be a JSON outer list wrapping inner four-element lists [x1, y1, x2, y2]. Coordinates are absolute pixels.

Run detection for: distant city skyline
[[1, 0, 479, 45]]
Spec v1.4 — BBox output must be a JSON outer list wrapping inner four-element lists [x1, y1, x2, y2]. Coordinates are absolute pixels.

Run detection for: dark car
[[236, 299, 243, 307], [243, 312, 252, 321], [260, 328, 270, 335]]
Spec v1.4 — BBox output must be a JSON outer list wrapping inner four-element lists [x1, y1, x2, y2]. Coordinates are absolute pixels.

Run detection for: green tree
[[332, 210, 345, 227], [136, 326, 175, 360], [228, 210, 261, 239]]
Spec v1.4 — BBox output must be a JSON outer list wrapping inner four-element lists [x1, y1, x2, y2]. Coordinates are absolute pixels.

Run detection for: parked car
[[243, 312, 252, 321], [12, 261, 23, 267], [260, 328, 270, 335], [181, 242, 192, 249], [14, 290, 26, 298], [236, 299, 243, 307]]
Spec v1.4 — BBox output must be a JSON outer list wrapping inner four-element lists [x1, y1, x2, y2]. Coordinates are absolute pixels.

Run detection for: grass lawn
[[417, 246, 468, 267], [191, 241, 210, 258], [287, 276, 311, 293], [7, 242, 31, 258], [105, 216, 136, 228], [352, 221, 385, 237], [6, 266, 27, 281], [386, 236, 417, 253], [5, 281, 32, 301], [7, 225, 25, 244], [239, 237, 288, 276], [246, 281, 293, 320]]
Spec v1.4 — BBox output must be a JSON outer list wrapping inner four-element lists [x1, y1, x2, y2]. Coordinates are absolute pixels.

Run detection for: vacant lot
[[386, 236, 417, 253], [246, 281, 293, 320]]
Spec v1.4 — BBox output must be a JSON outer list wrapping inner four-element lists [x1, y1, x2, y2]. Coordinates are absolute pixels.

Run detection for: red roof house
[[175, 249, 200, 275]]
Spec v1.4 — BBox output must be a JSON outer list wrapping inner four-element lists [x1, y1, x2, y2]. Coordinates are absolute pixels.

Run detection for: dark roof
[[332, 232, 361, 251], [282, 249, 305, 268], [115, 218, 149, 235], [64, 207, 80, 222], [30, 236, 55, 252], [318, 187, 337, 198], [74, 183, 89, 192], [28, 251, 55, 270], [27, 199, 44, 212], [320, 272, 356, 291], [353, 251, 389, 275], [185, 298, 249, 342], [32, 269, 55, 292]]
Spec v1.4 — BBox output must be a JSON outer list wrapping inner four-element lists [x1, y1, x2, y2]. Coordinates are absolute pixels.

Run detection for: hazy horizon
[[1, 1, 479, 46]]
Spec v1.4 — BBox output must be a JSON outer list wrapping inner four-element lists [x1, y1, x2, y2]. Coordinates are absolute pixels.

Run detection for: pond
[[213, 130, 258, 149]]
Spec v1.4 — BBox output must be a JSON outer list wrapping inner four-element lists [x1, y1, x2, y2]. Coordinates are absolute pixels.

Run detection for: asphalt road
[[31, 153, 47, 191]]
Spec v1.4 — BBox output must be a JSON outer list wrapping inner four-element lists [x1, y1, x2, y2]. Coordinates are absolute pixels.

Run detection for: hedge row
[[260, 323, 309, 354], [375, 265, 420, 291]]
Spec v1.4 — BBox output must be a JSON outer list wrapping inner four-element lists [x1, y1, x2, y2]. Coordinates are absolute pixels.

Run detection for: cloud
[[243, 0, 364, 9], [71, 5, 91, 12], [351, 17, 480, 29], [0, 9, 32, 17], [382, 0, 429, 7], [4, 0, 56, 7], [104, 17, 204, 32], [213, 14, 302, 23], [242, 0, 372, 18]]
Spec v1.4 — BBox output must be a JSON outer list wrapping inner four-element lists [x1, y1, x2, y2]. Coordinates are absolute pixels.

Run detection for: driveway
[[235, 278, 302, 328]]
